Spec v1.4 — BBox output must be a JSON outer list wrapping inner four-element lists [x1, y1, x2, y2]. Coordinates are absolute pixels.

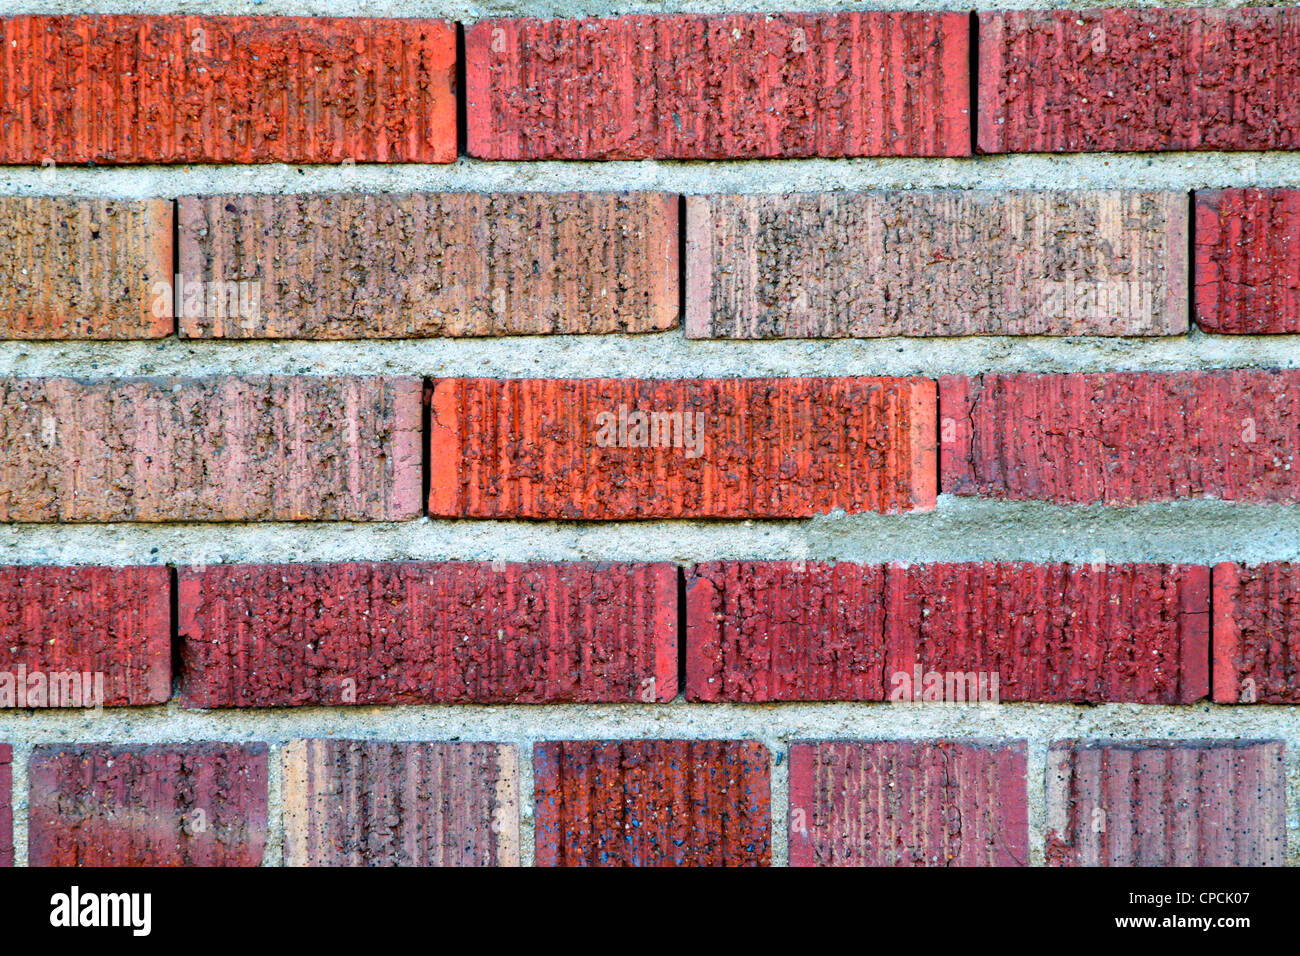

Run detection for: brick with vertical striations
[[1213, 562, 1300, 704], [1196, 189, 1300, 334]]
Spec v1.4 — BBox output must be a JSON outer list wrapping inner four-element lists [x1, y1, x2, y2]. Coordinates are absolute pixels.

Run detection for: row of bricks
[[3, 10, 1300, 164], [0, 738, 1285, 866], [1, 370, 1298, 520], [3, 188, 1297, 340], [2, 560, 1296, 706]]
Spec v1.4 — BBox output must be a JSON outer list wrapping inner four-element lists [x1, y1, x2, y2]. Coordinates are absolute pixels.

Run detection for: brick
[[429, 377, 936, 518], [0, 745, 10, 867], [29, 742, 269, 866], [1046, 740, 1285, 866], [978, 9, 1300, 153], [0, 375, 421, 521], [178, 561, 677, 707], [282, 740, 519, 866], [0, 566, 170, 707], [467, 13, 969, 160], [0, 15, 455, 164], [534, 740, 770, 866], [1214, 562, 1300, 704], [178, 192, 679, 339], [687, 562, 1209, 704], [1196, 189, 1300, 334], [0, 198, 172, 339], [789, 740, 1029, 867], [940, 370, 1300, 505], [687, 191, 1188, 338]]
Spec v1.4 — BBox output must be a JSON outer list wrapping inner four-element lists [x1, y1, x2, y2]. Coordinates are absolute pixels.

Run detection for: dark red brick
[[1196, 189, 1300, 334], [0, 745, 10, 867], [1214, 562, 1300, 704]]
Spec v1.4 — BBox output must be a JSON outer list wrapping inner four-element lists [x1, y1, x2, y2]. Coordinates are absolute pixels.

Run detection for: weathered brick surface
[[0, 745, 10, 868], [1214, 562, 1300, 704], [178, 561, 677, 707], [428, 377, 936, 518], [178, 192, 679, 338], [29, 742, 269, 866], [282, 740, 519, 867], [0, 566, 170, 706], [687, 192, 1188, 338], [1196, 189, 1300, 334], [534, 740, 770, 866], [940, 370, 1300, 505], [0, 15, 456, 164], [789, 740, 1029, 867], [687, 562, 1209, 704], [979, 9, 1300, 153], [1046, 740, 1286, 866], [0, 376, 421, 521], [467, 13, 969, 160], [0, 198, 172, 339]]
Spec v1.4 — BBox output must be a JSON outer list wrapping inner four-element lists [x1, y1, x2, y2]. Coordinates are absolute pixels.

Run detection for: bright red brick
[[29, 742, 269, 866], [1196, 189, 1300, 334], [178, 562, 677, 707], [0, 15, 456, 164], [0, 566, 170, 707], [428, 377, 936, 518], [979, 9, 1300, 153], [1046, 740, 1285, 866], [1214, 562, 1300, 704], [940, 370, 1300, 505], [467, 13, 969, 160], [534, 740, 770, 866], [0, 745, 10, 867]]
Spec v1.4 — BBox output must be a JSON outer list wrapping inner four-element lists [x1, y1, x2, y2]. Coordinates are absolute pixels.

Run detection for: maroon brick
[[29, 742, 269, 866], [1214, 562, 1300, 704], [1046, 740, 1286, 866], [178, 562, 677, 707], [467, 13, 969, 160], [1196, 189, 1300, 334], [534, 740, 770, 866], [789, 740, 1029, 867], [940, 370, 1300, 505], [979, 9, 1300, 153], [0, 566, 170, 707], [0, 745, 10, 867], [687, 562, 1209, 704]]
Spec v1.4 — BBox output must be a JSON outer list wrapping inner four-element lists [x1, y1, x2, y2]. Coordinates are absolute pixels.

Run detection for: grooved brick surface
[[534, 740, 771, 866], [0, 566, 171, 706], [467, 13, 969, 160], [282, 740, 520, 866], [940, 370, 1300, 505], [1046, 740, 1286, 866], [0, 745, 10, 868], [686, 562, 1209, 704], [178, 562, 677, 707], [0, 198, 172, 339], [178, 192, 679, 338], [0, 15, 456, 164], [978, 9, 1300, 153], [28, 742, 269, 866], [428, 377, 936, 518], [687, 191, 1188, 338], [0, 376, 421, 521], [1196, 189, 1300, 334], [788, 740, 1029, 867], [1214, 562, 1300, 704]]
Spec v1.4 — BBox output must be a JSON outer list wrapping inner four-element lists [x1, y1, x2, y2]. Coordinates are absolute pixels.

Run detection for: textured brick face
[[979, 9, 1300, 153], [1046, 741, 1286, 867], [789, 741, 1029, 867], [0, 376, 421, 521], [0, 566, 170, 706], [534, 740, 771, 866], [29, 742, 269, 866], [428, 377, 936, 518], [1196, 189, 1300, 334], [0, 15, 456, 164], [687, 191, 1188, 338], [941, 370, 1300, 505], [687, 562, 1209, 704], [0, 745, 10, 868], [0, 198, 172, 339], [282, 740, 519, 867], [178, 193, 679, 338], [1214, 562, 1300, 704], [467, 13, 969, 160]]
